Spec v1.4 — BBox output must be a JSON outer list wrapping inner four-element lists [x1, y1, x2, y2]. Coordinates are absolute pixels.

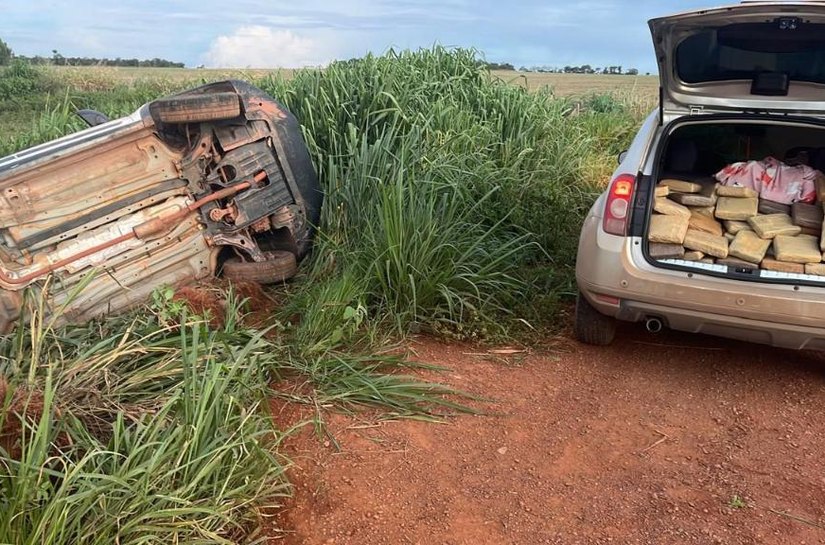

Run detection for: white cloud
[[203, 26, 336, 68]]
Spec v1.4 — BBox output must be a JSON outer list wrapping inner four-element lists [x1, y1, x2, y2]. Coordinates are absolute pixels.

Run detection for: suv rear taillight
[[602, 173, 636, 236]]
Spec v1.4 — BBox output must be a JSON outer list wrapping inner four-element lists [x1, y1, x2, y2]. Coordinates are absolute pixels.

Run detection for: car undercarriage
[[0, 80, 322, 331]]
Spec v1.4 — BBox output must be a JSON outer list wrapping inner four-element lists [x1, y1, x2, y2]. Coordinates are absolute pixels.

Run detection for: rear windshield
[[677, 21, 825, 85]]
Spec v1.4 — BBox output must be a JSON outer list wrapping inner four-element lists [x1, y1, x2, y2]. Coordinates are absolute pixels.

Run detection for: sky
[[1, 0, 717, 71]]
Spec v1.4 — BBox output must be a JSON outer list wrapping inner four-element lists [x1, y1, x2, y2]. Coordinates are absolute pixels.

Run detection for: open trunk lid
[[650, 2, 825, 117]]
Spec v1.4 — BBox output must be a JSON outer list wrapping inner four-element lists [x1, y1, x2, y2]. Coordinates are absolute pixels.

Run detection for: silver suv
[[575, 2, 825, 350]]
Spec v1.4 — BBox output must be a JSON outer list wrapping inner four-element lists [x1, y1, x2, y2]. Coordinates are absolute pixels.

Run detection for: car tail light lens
[[602, 173, 636, 236]]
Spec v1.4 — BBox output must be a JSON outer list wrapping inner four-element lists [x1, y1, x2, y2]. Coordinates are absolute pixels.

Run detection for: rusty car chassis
[[0, 80, 322, 331]]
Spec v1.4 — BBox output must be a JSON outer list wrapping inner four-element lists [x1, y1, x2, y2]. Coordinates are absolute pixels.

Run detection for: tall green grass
[[0, 292, 287, 543], [261, 47, 641, 337], [0, 283, 468, 544]]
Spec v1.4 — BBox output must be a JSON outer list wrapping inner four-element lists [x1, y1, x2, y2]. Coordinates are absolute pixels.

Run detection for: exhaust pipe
[[645, 317, 663, 333]]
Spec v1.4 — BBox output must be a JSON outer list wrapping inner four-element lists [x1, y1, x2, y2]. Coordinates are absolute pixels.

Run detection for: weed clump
[[261, 47, 641, 339], [0, 60, 46, 101]]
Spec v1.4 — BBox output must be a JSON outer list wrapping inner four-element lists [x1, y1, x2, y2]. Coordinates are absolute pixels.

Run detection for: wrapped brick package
[[683, 228, 729, 258], [729, 230, 771, 263], [748, 214, 801, 239], [649, 213, 689, 244], [715, 196, 758, 220], [773, 234, 822, 264], [660, 179, 702, 193]]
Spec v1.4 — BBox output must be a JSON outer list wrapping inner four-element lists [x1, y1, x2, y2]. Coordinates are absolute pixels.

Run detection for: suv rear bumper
[[576, 213, 825, 350]]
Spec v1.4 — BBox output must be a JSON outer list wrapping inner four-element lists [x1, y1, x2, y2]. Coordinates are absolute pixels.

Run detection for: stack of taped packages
[[648, 156, 825, 275]]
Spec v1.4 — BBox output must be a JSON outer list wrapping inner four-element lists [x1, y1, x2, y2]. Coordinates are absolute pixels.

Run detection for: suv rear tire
[[573, 292, 616, 346]]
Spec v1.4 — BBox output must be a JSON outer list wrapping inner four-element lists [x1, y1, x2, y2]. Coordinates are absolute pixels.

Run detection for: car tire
[[270, 106, 323, 259], [149, 92, 242, 124], [573, 292, 616, 346], [221, 251, 298, 284]]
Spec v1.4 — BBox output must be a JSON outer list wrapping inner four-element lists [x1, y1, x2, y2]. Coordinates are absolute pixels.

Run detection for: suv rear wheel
[[573, 292, 616, 346]]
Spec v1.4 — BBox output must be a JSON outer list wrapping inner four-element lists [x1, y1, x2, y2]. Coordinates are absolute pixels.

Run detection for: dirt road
[[271, 324, 825, 544]]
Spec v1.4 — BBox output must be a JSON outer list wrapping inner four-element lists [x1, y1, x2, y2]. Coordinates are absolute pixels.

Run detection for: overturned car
[[0, 80, 322, 331]]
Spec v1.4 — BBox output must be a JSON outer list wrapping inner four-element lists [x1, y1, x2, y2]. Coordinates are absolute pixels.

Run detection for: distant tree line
[[484, 60, 645, 76], [19, 51, 184, 68], [483, 61, 516, 71], [0, 38, 183, 68]]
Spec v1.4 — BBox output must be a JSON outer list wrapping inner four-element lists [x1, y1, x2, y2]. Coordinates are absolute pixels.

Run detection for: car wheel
[[221, 251, 298, 284], [149, 92, 242, 124], [573, 291, 616, 346]]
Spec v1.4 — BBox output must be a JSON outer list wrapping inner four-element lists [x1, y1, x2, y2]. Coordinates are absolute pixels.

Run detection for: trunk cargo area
[[643, 117, 825, 284]]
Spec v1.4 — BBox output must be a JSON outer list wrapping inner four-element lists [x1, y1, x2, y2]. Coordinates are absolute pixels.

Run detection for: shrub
[[0, 60, 44, 101], [0, 293, 289, 543], [260, 47, 640, 337]]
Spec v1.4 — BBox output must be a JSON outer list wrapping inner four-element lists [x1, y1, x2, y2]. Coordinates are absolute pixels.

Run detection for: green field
[[43, 65, 295, 89], [43, 64, 660, 96], [0, 50, 649, 543], [1, 64, 657, 151], [491, 70, 659, 95]]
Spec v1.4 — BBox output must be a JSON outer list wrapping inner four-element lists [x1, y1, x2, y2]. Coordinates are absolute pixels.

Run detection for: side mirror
[[617, 150, 628, 165], [76, 109, 110, 127]]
